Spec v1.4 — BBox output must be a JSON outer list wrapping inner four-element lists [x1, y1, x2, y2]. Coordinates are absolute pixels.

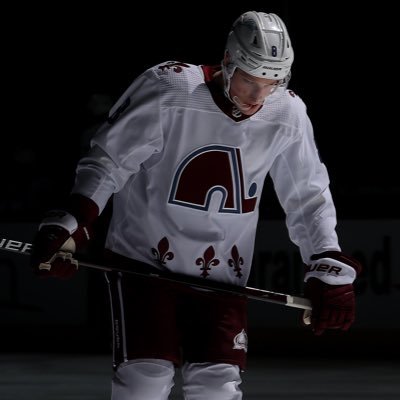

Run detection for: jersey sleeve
[[268, 106, 340, 263], [71, 69, 164, 213]]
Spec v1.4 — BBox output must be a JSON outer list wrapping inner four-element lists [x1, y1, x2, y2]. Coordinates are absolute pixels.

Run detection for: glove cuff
[[39, 211, 78, 235], [304, 256, 357, 285], [67, 194, 99, 225]]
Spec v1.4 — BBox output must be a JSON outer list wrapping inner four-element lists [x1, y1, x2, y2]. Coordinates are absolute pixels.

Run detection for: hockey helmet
[[224, 11, 294, 80]]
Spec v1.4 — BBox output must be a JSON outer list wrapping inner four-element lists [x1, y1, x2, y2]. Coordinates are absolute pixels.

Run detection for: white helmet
[[222, 11, 294, 98]]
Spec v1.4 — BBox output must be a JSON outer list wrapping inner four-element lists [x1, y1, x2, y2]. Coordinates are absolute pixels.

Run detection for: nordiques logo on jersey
[[168, 145, 257, 213]]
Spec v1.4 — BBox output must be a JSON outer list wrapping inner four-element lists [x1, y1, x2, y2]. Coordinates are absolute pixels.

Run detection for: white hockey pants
[[111, 358, 243, 400]]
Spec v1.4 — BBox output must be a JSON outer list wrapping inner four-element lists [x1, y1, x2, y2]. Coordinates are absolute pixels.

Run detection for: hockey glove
[[303, 251, 362, 336], [30, 194, 99, 279]]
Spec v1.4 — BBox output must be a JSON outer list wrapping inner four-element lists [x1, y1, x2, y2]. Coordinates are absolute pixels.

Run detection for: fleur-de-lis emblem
[[228, 245, 243, 278], [196, 246, 220, 278], [151, 237, 174, 267]]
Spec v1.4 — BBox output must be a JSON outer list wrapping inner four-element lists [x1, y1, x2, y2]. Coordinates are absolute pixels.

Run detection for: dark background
[[1, 2, 398, 356], [2, 1, 398, 222]]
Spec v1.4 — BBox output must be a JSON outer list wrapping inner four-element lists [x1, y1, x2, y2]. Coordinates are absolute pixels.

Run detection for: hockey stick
[[0, 237, 311, 311]]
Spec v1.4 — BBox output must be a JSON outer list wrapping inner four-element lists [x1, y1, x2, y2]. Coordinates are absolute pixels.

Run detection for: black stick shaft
[[0, 237, 311, 310]]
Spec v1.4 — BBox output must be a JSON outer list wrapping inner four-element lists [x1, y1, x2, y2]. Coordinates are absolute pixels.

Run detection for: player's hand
[[30, 195, 99, 279], [302, 251, 362, 336]]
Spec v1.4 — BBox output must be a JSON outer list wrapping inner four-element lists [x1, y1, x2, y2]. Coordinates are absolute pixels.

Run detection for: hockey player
[[31, 11, 362, 400]]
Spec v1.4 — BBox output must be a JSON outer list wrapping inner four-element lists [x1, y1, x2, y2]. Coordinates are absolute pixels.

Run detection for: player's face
[[230, 69, 280, 115]]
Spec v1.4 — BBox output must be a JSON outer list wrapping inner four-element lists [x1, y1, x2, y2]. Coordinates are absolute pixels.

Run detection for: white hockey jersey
[[72, 61, 340, 286]]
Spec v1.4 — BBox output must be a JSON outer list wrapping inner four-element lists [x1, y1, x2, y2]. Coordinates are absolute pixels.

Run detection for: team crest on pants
[[233, 329, 248, 353]]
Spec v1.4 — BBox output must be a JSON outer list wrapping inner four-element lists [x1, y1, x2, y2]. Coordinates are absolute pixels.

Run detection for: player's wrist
[[67, 193, 99, 225]]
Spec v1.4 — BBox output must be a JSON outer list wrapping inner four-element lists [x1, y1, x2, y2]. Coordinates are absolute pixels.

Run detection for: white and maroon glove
[[303, 251, 362, 335], [30, 194, 99, 279]]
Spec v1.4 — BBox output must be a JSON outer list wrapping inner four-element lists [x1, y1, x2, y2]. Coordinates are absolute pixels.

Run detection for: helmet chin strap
[[232, 96, 252, 112], [221, 62, 248, 117], [221, 61, 235, 103]]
